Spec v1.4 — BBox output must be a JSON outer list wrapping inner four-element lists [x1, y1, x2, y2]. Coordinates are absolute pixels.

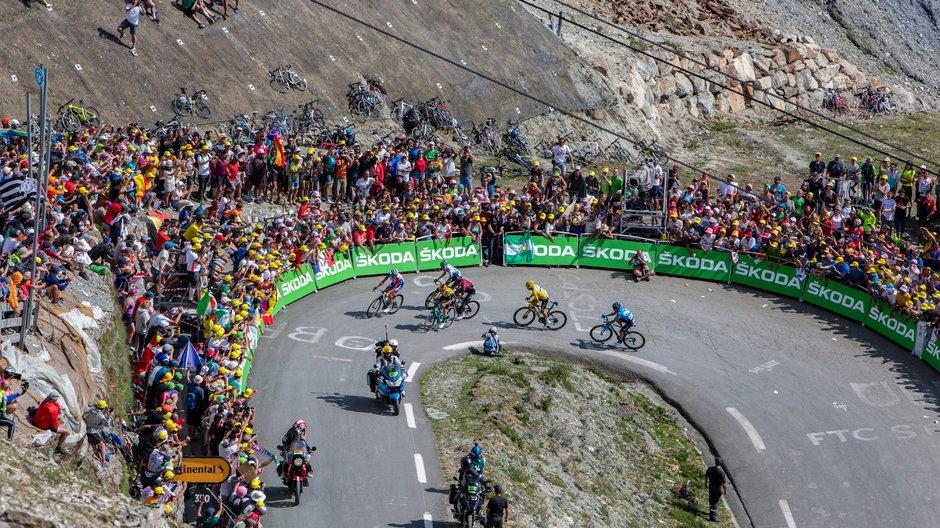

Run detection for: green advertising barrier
[[865, 299, 916, 350], [506, 235, 580, 267], [731, 256, 805, 298], [922, 334, 940, 373], [654, 246, 733, 281], [351, 242, 419, 276], [314, 251, 356, 289], [802, 277, 870, 323], [416, 237, 481, 271], [579, 238, 657, 271], [272, 264, 316, 315]]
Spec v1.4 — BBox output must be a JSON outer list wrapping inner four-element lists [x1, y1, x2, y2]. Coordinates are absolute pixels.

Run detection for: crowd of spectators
[[0, 111, 938, 525]]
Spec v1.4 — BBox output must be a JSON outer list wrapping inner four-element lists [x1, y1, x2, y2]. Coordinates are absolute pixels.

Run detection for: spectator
[[82, 400, 114, 466], [32, 393, 71, 455], [117, 0, 144, 57], [630, 249, 653, 283]]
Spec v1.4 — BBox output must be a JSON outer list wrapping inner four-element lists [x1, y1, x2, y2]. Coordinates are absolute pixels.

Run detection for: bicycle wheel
[[366, 297, 384, 318], [387, 295, 403, 315], [441, 307, 457, 328], [282, 116, 298, 136], [423, 312, 437, 333], [622, 331, 646, 350], [178, 121, 198, 134], [59, 111, 80, 133], [272, 74, 292, 94], [424, 290, 440, 309], [195, 99, 211, 119], [171, 97, 188, 116], [590, 324, 613, 343], [84, 107, 101, 128], [513, 306, 536, 326], [460, 301, 480, 320], [293, 75, 308, 92], [545, 311, 567, 330]]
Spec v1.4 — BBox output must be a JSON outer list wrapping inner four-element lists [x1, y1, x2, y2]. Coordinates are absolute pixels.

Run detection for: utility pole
[[22, 65, 48, 337]]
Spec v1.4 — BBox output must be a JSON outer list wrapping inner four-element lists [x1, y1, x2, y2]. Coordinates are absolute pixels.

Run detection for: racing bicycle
[[453, 298, 481, 320], [171, 88, 211, 119], [590, 315, 646, 349], [56, 98, 100, 132], [513, 301, 567, 330], [269, 65, 308, 93], [367, 290, 403, 318], [423, 303, 457, 332]]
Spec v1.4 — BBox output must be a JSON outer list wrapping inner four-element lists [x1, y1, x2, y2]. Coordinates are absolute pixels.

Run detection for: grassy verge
[[420, 352, 735, 528], [99, 293, 135, 493]]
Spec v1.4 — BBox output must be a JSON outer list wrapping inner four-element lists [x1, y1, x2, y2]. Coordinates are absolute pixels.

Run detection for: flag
[[132, 173, 154, 198], [178, 341, 202, 370], [268, 135, 286, 168], [196, 291, 217, 316], [505, 232, 535, 264], [0, 176, 38, 212], [134, 336, 159, 374]]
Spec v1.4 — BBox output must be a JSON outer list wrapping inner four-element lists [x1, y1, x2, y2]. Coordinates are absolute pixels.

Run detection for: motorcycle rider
[[373, 338, 400, 358], [604, 302, 636, 343], [277, 420, 313, 483], [369, 346, 403, 392], [458, 444, 486, 486]]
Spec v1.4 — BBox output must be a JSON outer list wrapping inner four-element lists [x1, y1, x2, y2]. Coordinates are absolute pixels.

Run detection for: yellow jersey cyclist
[[525, 280, 550, 321]]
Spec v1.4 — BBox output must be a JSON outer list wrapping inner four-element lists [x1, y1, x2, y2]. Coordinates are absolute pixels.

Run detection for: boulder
[[587, 108, 607, 120], [731, 53, 756, 81], [786, 72, 797, 87], [727, 90, 746, 112], [800, 69, 819, 91], [782, 45, 802, 63], [674, 73, 695, 97], [717, 93, 731, 113], [687, 97, 700, 118], [691, 74, 707, 94], [831, 74, 851, 91], [805, 58, 820, 72], [822, 48, 840, 61], [792, 60, 806, 72], [753, 55, 773, 76], [783, 86, 799, 98], [697, 93, 715, 116], [709, 76, 723, 94], [815, 64, 840, 85], [804, 46, 818, 60], [635, 59, 657, 81], [707, 52, 723, 69], [658, 76, 677, 101], [756, 76, 773, 90], [802, 35, 816, 45], [668, 97, 687, 118], [815, 53, 829, 68], [772, 48, 787, 67], [772, 70, 789, 89], [807, 90, 825, 108]]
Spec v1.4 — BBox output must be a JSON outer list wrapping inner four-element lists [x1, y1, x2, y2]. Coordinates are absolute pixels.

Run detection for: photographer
[[116, 0, 144, 57]]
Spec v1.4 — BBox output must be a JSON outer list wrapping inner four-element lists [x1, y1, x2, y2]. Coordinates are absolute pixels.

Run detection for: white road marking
[[414, 453, 427, 483], [574, 322, 592, 332], [287, 326, 326, 344], [406, 362, 421, 382], [748, 360, 780, 374], [443, 341, 482, 350], [850, 382, 900, 407], [475, 291, 492, 302], [779, 499, 797, 528], [404, 403, 416, 428], [311, 354, 353, 362], [335, 336, 375, 351], [590, 347, 676, 375], [726, 407, 767, 452], [413, 275, 437, 287], [423, 512, 433, 528]]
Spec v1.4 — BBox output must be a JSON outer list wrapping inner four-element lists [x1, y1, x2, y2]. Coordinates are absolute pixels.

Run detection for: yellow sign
[[172, 457, 232, 484]]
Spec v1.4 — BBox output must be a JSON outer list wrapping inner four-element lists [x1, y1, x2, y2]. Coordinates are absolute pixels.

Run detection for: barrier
[[351, 242, 419, 276], [865, 299, 916, 350], [578, 237, 657, 271], [802, 277, 870, 323], [504, 232, 580, 267], [272, 264, 317, 315], [731, 256, 804, 299], [416, 236, 481, 270], [313, 252, 356, 289], [655, 246, 732, 282]]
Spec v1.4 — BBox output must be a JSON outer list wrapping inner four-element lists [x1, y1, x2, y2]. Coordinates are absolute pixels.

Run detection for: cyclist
[[524, 280, 550, 321], [374, 268, 404, 312], [437, 260, 461, 286], [454, 275, 475, 317], [604, 302, 636, 343]]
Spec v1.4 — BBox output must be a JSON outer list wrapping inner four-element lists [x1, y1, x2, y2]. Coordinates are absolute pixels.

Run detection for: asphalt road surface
[[249, 267, 940, 528]]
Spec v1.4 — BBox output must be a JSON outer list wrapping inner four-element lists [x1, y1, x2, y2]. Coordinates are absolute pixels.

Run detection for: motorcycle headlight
[[293, 458, 303, 466]]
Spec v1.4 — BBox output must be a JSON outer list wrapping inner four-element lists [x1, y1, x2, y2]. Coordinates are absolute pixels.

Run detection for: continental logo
[[356, 250, 415, 268], [734, 261, 802, 289], [315, 258, 352, 280], [419, 245, 479, 261], [657, 251, 729, 273], [868, 305, 915, 341], [278, 272, 314, 297], [805, 282, 866, 314], [581, 244, 652, 262]]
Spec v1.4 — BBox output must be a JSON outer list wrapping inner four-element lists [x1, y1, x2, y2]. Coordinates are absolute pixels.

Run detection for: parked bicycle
[[56, 98, 100, 132], [269, 65, 308, 93], [154, 119, 198, 138], [513, 300, 567, 330], [636, 139, 668, 165], [228, 112, 261, 139], [260, 110, 298, 136], [171, 88, 210, 119], [366, 290, 403, 318], [418, 97, 454, 129], [295, 100, 326, 135], [589, 315, 646, 349], [474, 118, 502, 155], [822, 89, 848, 113], [856, 87, 895, 113], [348, 80, 386, 118], [423, 303, 457, 332], [605, 139, 634, 163]]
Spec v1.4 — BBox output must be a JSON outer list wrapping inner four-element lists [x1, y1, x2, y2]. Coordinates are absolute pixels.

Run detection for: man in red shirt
[[32, 393, 71, 454]]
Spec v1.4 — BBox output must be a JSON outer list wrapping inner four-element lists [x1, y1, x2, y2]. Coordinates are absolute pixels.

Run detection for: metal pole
[[23, 65, 48, 336]]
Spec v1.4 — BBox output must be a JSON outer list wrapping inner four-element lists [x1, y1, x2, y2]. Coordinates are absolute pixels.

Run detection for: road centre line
[[423, 512, 433, 528], [779, 499, 797, 528], [406, 362, 421, 382], [414, 453, 427, 483], [726, 407, 768, 452], [404, 403, 416, 428]]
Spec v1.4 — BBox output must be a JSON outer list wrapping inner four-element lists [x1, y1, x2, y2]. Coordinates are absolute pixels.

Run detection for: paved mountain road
[[249, 267, 940, 528]]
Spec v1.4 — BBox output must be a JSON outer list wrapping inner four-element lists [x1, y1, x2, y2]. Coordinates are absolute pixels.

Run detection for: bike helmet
[[3, 366, 14, 378], [488, 327, 497, 334], [525, 280, 534, 289], [440, 260, 449, 269], [293, 419, 307, 430], [382, 345, 393, 354], [450, 270, 461, 279], [470, 445, 483, 457], [390, 268, 399, 275], [9, 119, 19, 128], [389, 339, 398, 347], [612, 302, 621, 310]]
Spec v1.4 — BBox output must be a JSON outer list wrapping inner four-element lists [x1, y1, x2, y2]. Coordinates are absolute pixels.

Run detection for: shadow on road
[[569, 337, 623, 352], [389, 520, 450, 528], [264, 485, 305, 508], [394, 322, 428, 333], [343, 310, 370, 319], [316, 392, 391, 415]]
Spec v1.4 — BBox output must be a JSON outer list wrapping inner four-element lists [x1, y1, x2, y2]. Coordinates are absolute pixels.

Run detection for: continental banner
[[506, 235, 579, 267], [314, 251, 355, 289], [579, 238, 657, 271], [866, 299, 916, 350], [654, 246, 732, 281], [351, 242, 418, 276], [273, 264, 317, 315], [416, 237, 481, 271], [732, 256, 805, 298], [802, 277, 870, 323]]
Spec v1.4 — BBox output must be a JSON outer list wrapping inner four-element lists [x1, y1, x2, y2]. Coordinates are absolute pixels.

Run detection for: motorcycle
[[281, 440, 316, 506], [450, 473, 490, 527], [373, 364, 406, 415]]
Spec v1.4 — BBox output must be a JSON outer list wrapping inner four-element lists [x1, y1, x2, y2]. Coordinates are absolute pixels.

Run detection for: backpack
[[483, 334, 498, 352], [185, 391, 198, 410]]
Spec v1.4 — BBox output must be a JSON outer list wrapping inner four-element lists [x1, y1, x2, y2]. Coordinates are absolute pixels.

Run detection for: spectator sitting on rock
[[31, 393, 71, 455]]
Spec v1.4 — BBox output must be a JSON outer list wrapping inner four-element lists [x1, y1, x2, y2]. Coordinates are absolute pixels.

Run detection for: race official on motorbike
[[277, 420, 314, 481], [373, 339, 400, 358], [370, 346, 403, 392], [458, 444, 486, 486]]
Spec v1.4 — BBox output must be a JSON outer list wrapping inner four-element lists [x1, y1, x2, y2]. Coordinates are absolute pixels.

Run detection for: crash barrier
[[501, 233, 936, 373], [239, 237, 484, 385]]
